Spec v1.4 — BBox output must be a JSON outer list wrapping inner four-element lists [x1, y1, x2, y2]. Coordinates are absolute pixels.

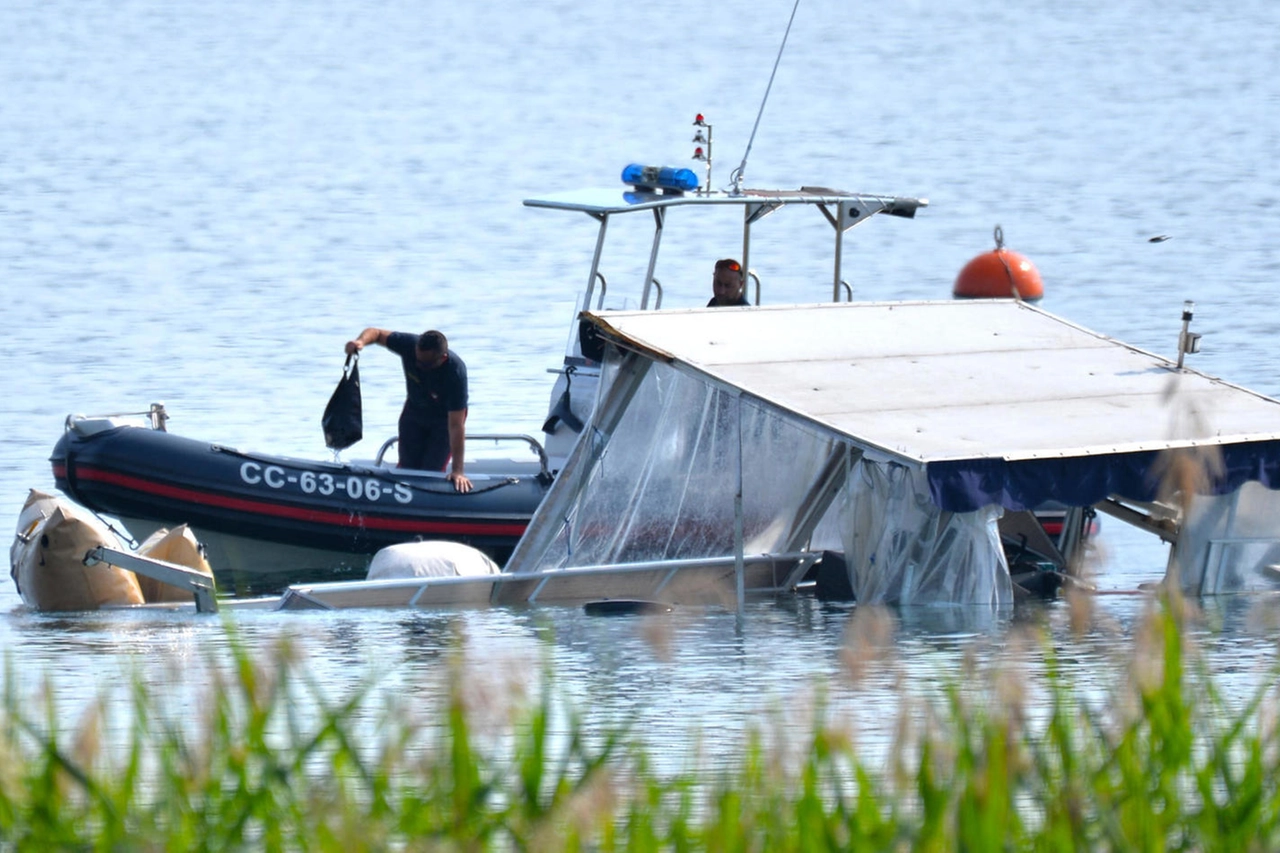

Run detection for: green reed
[[2, 596, 1279, 851]]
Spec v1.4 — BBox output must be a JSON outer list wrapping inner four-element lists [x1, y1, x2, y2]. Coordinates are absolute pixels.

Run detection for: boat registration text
[[239, 462, 413, 504]]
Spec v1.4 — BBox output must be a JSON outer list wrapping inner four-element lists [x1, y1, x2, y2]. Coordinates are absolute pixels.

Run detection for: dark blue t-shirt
[[385, 332, 468, 422]]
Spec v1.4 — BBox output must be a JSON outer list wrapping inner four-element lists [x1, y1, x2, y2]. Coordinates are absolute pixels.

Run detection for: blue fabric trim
[[927, 440, 1280, 512]]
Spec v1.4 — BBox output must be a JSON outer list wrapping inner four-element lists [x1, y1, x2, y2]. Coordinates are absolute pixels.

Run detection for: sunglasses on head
[[715, 260, 741, 272]]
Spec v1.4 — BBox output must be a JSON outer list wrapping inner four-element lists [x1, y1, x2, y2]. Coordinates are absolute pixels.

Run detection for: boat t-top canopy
[[524, 185, 927, 309], [523, 186, 926, 218], [584, 299, 1280, 513]]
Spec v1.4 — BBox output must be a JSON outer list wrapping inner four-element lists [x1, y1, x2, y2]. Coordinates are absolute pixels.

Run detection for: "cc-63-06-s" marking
[[239, 462, 413, 504]]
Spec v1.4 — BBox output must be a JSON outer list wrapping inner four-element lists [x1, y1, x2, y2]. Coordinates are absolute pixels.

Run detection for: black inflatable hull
[[51, 426, 550, 589]]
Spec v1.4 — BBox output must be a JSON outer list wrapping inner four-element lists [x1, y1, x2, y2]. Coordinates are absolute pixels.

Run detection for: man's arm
[[345, 328, 391, 355], [446, 409, 471, 493]]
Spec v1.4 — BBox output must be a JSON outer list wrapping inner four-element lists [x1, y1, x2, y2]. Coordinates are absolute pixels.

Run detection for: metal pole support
[[84, 546, 219, 613]]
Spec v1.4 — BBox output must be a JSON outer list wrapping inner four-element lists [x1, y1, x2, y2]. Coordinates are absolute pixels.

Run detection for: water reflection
[[395, 611, 470, 665], [3, 586, 1278, 780]]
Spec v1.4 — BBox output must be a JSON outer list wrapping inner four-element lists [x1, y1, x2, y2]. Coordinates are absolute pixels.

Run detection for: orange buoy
[[953, 226, 1044, 302]]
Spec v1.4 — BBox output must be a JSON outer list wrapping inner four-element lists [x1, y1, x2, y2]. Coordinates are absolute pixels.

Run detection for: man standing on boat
[[344, 328, 472, 493], [707, 258, 750, 307]]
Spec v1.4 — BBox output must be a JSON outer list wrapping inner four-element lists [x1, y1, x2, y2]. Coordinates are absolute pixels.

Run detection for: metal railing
[[594, 272, 607, 309], [375, 433, 550, 478]]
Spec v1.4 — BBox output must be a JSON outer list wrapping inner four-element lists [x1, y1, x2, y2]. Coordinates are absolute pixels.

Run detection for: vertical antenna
[[729, 0, 802, 196]]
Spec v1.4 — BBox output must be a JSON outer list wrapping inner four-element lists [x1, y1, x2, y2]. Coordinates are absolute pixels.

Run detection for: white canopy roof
[[588, 299, 1280, 463], [586, 300, 1280, 512]]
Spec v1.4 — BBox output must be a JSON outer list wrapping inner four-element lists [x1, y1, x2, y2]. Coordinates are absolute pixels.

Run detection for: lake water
[[3, 0, 1279, 761]]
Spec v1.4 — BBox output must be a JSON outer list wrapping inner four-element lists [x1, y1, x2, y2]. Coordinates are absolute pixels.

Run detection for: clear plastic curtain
[[512, 352, 1012, 605], [829, 459, 1011, 606], [558, 361, 739, 566], [524, 361, 839, 570], [1170, 481, 1280, 594]]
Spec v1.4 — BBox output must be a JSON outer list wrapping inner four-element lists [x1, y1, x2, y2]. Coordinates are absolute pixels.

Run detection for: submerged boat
[[260, 298, 1280, 612], [114, 294, 1280, 615]]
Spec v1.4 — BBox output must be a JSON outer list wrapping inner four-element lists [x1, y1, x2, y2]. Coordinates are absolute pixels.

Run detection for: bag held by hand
[[322, 353, 363, 450]]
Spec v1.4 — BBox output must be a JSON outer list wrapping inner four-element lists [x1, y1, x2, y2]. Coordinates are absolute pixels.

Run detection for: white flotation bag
[[366, 541, 500, 580], [10, 489, 144, 611], [135, 524, 214, 603]]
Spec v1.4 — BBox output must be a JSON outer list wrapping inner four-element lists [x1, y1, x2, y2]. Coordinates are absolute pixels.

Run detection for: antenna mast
[[729, 0, 802, 195]]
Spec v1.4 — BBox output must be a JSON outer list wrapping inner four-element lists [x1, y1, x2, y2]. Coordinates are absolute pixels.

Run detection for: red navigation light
[[693, 113, 706, 126], [693, 147, 706, 161]]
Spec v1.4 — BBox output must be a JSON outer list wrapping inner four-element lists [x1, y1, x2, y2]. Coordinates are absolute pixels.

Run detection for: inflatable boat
[[51, 408, 552, 591]]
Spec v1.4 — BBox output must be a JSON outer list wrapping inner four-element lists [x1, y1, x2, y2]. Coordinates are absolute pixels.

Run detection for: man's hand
[[346, 328, 388, 355], [448, 471, 472, 493]]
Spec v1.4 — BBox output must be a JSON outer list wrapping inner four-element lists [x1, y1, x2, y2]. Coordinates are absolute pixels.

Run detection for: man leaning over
[[345, 328, 472, 493]]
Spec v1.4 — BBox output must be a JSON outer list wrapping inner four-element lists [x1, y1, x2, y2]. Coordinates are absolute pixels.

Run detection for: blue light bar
[[621, 163, 700, 193]]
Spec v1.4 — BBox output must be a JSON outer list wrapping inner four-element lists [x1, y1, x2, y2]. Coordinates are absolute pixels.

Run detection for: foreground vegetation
[[2, 595, 1279, 851]]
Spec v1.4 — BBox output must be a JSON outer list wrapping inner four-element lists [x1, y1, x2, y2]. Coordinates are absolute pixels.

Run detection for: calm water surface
[[2, 0, 1279, 759]]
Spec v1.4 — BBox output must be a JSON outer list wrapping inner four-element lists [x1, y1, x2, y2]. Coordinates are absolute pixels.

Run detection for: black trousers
[[397, 410, 450, 471]]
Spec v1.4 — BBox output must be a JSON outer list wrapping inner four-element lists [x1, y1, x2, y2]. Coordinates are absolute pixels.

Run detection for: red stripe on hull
[[55, 464, 528, 538]]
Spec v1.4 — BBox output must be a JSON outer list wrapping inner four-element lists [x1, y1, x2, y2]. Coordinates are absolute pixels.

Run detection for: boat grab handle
[[376, 433, 550, 478], [374, 437, 397, 465], [594, 272, 607, 310], [472, 434, 551, 477], [839, 279, 852, 302], [748, 270, 761, 305]]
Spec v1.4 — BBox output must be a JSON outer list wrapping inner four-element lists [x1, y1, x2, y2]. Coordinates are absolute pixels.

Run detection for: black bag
[[322, 353, 363, 450]]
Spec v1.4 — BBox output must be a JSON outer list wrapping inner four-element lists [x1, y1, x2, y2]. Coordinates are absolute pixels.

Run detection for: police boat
[[51, 404, 551, 592]]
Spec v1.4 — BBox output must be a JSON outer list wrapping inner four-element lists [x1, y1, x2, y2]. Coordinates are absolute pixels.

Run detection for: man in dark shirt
[[707, 258, 750, 307], [344, 328, 472, 492]]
